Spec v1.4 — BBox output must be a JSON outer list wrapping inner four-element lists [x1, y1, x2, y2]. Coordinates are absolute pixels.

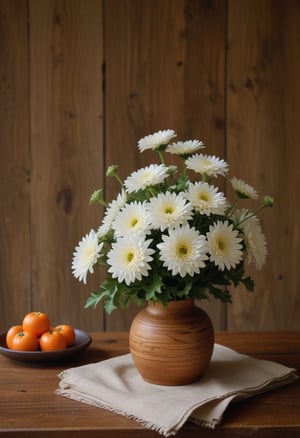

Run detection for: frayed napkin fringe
[[56, 345, 298, 436], [56, 388, 177, 437], [190, 416, 220, 429]]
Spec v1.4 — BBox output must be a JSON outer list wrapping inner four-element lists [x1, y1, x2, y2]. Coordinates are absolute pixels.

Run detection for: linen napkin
[[56, 344, 298, 436]]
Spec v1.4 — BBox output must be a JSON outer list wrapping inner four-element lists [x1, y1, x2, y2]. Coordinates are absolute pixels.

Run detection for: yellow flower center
[[198, 193, 209, 202], [164, 205, 174, 215], [127, 252, 135, 262], [202, 159, 212, 168], [131, 218, 138, 227], [214, 238, 226, 255], [82, 245, 94, 263], [141, 172, 151, 181], [176, 244, 190, 259]]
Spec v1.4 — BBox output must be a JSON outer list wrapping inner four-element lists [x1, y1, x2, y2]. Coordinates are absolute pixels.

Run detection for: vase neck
[[147, 299, 195, 316]]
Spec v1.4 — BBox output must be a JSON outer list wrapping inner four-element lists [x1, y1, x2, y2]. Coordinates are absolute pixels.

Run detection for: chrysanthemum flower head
[[231, 208, 259, 229], [231, 177, 258, 200], [138, 129, 177, 152], [72, 229, 103, 284], [148, 191, 193, 231], [185, 153, 229, 178], [107, 234, 155, 285], [157, 224, 208, 277], [241, 219, 267, 269], [185, 181, 228, 216], [112, 201, 151, 237], [166, 140, 204, 156], [124, 164, 169, 193], [206, 221, 243, 271], [98, 190, 127, 236]]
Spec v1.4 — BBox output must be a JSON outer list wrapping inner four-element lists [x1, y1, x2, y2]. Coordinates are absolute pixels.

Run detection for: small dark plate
[[0, 329, 92, 364]]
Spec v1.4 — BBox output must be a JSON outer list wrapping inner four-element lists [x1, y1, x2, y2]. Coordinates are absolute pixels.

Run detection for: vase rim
[[147, 298, 195, 312], [147, 298, 195, 308]]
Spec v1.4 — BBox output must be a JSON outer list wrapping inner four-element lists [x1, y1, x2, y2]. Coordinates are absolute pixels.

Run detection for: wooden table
[[1, 331, 300, 437]]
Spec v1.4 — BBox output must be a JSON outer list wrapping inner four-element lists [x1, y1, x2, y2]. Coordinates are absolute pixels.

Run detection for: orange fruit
[[22, 312, 51, 337], [10, 331, 39, 351], [39, 330, 67, 351]]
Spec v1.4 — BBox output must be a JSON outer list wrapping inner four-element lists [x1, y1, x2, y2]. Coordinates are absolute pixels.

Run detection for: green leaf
[[103, 297, 117, 314], [176, 171, 189, 191], [85, 290, 110, 309], [144, 272, 163, 300], [208, 285, 232, 303], [242, 276, 255, 292]]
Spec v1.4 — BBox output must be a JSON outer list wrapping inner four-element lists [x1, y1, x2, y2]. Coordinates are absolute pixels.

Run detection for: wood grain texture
[[129, 300, 214, 385], [0, 332, 299, 437], [104, 0, 227, 330], [29, 0, 104, 330], [1, 0, 299, 333], [0, 1, 30, 328], [226, 0, 300, 330]]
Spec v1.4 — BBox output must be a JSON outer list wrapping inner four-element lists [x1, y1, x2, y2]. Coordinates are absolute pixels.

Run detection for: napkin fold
[[56, 344, 298, 436]]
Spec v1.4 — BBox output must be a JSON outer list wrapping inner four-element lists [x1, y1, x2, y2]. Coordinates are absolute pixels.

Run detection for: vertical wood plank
[[104, 0, 227, 330], [29, 0, 104, 330], [0, 0, 30, 331], [227, 0, 300, 329]]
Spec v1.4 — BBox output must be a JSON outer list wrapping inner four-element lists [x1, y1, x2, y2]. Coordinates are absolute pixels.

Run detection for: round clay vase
[[129, 299, 214, 386]]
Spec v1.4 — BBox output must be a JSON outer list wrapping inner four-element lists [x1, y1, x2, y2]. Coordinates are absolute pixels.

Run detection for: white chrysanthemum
[[72, 230, 103, 284], [112, 201, 151, 237], [206, 221, 243, 271], [148, 191, 193, 231], [231, 177, 258, 200], [157, 224, 208, 277], [185, 182, 228, 216], [185, 153, 229, 178], [124, 164, 169, 193], [98, 190, 127, 236], [166, 140, 204, 156], [107, 234, 154, 286], [242, 220, 267, 269], [231, 208, 259, 228], [138, 129, 177, 152]]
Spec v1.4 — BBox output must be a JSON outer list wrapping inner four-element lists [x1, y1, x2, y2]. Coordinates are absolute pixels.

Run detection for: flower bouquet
[[72, 129, 273, 314]]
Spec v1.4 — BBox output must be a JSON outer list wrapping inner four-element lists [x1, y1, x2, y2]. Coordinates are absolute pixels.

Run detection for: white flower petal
[[72, 230, 103, 284], [98, 190, 127, 236], [107, 235, 154, 286], [148, 191, 193, 231], [185, 153, 229, 178], [138, 129, 177, 152], [112, 201, 151, 237], [206, 221, 243, 271], [166, 140, 204, 156], [124, 164, 169, 193], [242, 220, 267, 269], [231, 177, 258, 200], [157, 224, 208, 277], [185, 181, 228, 215]]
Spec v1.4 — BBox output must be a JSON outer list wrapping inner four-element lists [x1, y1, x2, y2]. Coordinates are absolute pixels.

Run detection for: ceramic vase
[[129, 299, 214, 386]]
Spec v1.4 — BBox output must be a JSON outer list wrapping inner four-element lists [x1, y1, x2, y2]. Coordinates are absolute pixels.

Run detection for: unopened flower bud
[[106, 165, 118, 177], [168, 165, 177, 175], [90, 189, 106, 206], [264, 195, 274, 208]]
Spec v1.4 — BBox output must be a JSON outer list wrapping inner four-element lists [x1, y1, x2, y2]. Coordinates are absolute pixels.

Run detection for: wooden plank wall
[[0, 0, 299, 333], [227, 0, 300, 330]]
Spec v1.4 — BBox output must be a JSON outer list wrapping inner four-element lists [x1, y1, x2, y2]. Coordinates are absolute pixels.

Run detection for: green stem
[[115, 174, 124, 186], [227, 198, 239, 216], [148, 187, 157, 197], [237, 204, 268, 226], [157, 150, 165, 165], [202, 172, 208, 182]]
